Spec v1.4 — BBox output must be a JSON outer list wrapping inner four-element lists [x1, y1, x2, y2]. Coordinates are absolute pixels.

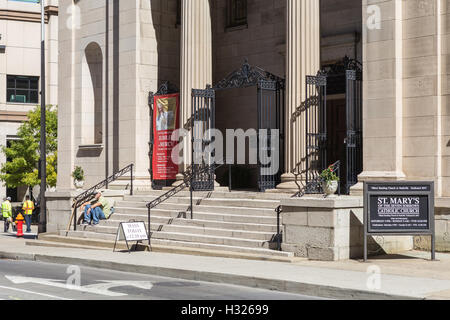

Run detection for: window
[[227, 0, 247, 28], [7, 75, 39, 104]]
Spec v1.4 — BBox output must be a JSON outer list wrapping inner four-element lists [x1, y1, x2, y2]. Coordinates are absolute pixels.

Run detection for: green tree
[[0, 105, 58, 189]]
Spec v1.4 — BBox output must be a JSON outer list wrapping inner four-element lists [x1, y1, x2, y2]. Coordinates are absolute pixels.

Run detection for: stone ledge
[[282, 196, 363, 209]]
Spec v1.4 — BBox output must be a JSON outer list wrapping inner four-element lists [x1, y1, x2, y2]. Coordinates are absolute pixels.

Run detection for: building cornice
[[0, 6, 58, 24], [0, 111, 29, 122]]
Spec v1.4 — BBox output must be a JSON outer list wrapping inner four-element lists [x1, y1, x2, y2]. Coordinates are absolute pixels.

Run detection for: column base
[[350, 171, 406, 196], [276, 173, 304, 192]]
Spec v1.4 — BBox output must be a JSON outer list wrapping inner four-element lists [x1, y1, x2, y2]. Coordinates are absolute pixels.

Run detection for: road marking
[[0, 285, 70, 300], [6, 276, 153, 297]]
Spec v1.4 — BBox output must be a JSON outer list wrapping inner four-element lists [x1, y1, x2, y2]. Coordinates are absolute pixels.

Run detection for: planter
[[74, 180, 85, 190], [322, 180, 338, 196]]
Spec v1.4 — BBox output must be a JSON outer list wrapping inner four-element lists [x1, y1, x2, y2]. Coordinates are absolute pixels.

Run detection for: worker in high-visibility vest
[[1, 197, 13, 233], [22, 195, 34, 233]]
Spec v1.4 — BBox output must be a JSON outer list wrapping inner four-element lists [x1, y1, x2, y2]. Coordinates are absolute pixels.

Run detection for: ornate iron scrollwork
[[320, 56, 362, 76], [214, 59, 284, 91]]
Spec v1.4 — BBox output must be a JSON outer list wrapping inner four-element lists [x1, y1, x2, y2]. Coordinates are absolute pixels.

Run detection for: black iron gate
[[190, 60, 285, 192], [191, 86, 216, 191], [305, 75, 327, 193], [257, 79, 285, 192], [345, 69, 363, 194], [303, 57, 363, 195]]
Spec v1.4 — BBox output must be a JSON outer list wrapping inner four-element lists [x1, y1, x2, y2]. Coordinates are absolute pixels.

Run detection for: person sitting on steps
[[80, 191, 113, 226]]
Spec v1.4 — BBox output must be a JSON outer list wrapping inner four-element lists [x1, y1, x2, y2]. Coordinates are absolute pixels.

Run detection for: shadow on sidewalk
[[367, 253, 430, 261], [2, 233, 38, 240]]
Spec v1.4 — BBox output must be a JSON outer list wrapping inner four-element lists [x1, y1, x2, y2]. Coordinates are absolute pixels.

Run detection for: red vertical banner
[[152, 93, 180, 181]]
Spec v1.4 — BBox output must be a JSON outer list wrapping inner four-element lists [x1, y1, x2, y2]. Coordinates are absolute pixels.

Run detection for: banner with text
[[152, 93, 180, 181]]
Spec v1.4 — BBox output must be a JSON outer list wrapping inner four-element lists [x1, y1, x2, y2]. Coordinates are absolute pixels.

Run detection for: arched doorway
[[83, 42, 103, 145]]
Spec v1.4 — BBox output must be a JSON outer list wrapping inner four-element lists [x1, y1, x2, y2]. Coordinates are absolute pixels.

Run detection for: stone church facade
[[55, 0, 449, 201]]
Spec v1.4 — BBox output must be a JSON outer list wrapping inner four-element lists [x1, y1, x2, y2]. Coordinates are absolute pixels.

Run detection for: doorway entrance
[[191, 60, 285, 192], [305, 57, 363, 195]]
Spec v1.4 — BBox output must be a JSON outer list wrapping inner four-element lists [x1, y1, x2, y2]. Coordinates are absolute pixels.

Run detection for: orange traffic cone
[[16, 213, 24, 238]]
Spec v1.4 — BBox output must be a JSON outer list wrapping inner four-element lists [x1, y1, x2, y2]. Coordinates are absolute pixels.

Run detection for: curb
[[0, 250, 423, 300]]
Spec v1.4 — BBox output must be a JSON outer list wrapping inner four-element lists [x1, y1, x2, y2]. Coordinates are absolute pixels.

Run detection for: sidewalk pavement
[[0, 223, 449, 300]]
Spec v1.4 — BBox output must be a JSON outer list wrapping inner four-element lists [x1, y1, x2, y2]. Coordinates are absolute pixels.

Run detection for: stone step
[[62, 230, 275, 250], [120, 197, 280, 209], [149, 238, 290, 257], [100, 216, 278, 233], [80, 223, 276, 241], [131, 190, 291, 201], [115, 197, 280, 211], [112, 210, 277, 224], [150, 231, 274, 249], [116, 203, 277, 217], [39, 234, 294, 260]]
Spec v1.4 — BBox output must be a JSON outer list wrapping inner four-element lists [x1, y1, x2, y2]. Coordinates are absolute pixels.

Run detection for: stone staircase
[[47, 190, 294, 259]]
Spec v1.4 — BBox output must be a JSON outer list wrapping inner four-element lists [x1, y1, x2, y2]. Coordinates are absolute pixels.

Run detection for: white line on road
[[6, 276, 154, 297], [0, 285, 71, 300]]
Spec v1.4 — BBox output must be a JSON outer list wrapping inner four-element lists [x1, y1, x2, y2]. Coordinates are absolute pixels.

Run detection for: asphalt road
[[0, 259, 323, 300]]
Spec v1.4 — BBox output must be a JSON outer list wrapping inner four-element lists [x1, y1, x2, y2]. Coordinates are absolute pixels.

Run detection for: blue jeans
[[84, 205, 106, 225], [24, 215, 32, 232]]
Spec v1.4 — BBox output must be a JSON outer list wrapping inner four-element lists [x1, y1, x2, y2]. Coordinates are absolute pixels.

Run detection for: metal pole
[[38, 0, 47, 234], [73, 206, 77, 231], [147, 206, 151, 249], [432, 234, 436, 261], [130, 164, 134, 196]]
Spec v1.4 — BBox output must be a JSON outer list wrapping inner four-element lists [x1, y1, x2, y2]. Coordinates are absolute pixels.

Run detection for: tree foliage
[[0, 105, 58, 189]]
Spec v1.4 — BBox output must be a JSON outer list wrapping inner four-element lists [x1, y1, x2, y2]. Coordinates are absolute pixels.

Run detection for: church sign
[[152, 93, 180, 181], [363, 182, 435, 261]]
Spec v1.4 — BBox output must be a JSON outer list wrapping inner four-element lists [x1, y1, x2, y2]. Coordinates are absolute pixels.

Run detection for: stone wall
[[415, 199, 450, 252], [359, 0, 450, 198], [46, 190, 127, 234], [321, 0, 362, 63], [281, 196, 414, 261]]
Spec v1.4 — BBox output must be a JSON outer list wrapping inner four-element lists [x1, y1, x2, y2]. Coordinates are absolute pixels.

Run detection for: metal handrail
[[146, 161, 225, 247], [67, 164, 134, 233], [293, 160, 341, 198], [275, 205, 283, 251]]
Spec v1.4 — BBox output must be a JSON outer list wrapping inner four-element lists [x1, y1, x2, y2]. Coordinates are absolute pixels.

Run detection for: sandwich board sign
[[113, 221, 149, 253], [363, 181, 435, 262]]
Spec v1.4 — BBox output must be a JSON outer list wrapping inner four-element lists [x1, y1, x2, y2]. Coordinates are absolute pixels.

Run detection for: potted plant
[[320, 166, 339, 196], [72, 166, 85, 189]]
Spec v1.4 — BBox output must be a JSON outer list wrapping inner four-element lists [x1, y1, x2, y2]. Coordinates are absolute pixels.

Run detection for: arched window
[[83, 42, 103, 145], [227, 0, 247, 28]]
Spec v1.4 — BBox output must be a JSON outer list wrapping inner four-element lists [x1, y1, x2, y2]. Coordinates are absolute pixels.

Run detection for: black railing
[[275, 205, 283, 251], [146, 162, 225, 247], [293, 161, 341, 198], [67, 164, 134, 233]]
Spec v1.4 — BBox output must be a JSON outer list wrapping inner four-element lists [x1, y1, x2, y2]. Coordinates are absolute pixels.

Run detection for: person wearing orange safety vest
[[22, 195, 34, 233], [2, 197, 13, 233]]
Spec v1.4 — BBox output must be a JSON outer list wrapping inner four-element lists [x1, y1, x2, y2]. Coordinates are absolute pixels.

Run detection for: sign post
[[113, 221, 149, 254], [363, 182, 435, 262]]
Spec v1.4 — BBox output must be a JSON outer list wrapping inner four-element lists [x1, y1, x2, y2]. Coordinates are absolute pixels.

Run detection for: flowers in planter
[[72, 166, 85, 182], [320, 166, 340, 185]]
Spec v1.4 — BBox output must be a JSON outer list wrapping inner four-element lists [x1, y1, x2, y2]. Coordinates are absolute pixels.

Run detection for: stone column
[[178, 0, 213, 176], [277, 0, 321, 191], [352, 0, 405, 195]]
